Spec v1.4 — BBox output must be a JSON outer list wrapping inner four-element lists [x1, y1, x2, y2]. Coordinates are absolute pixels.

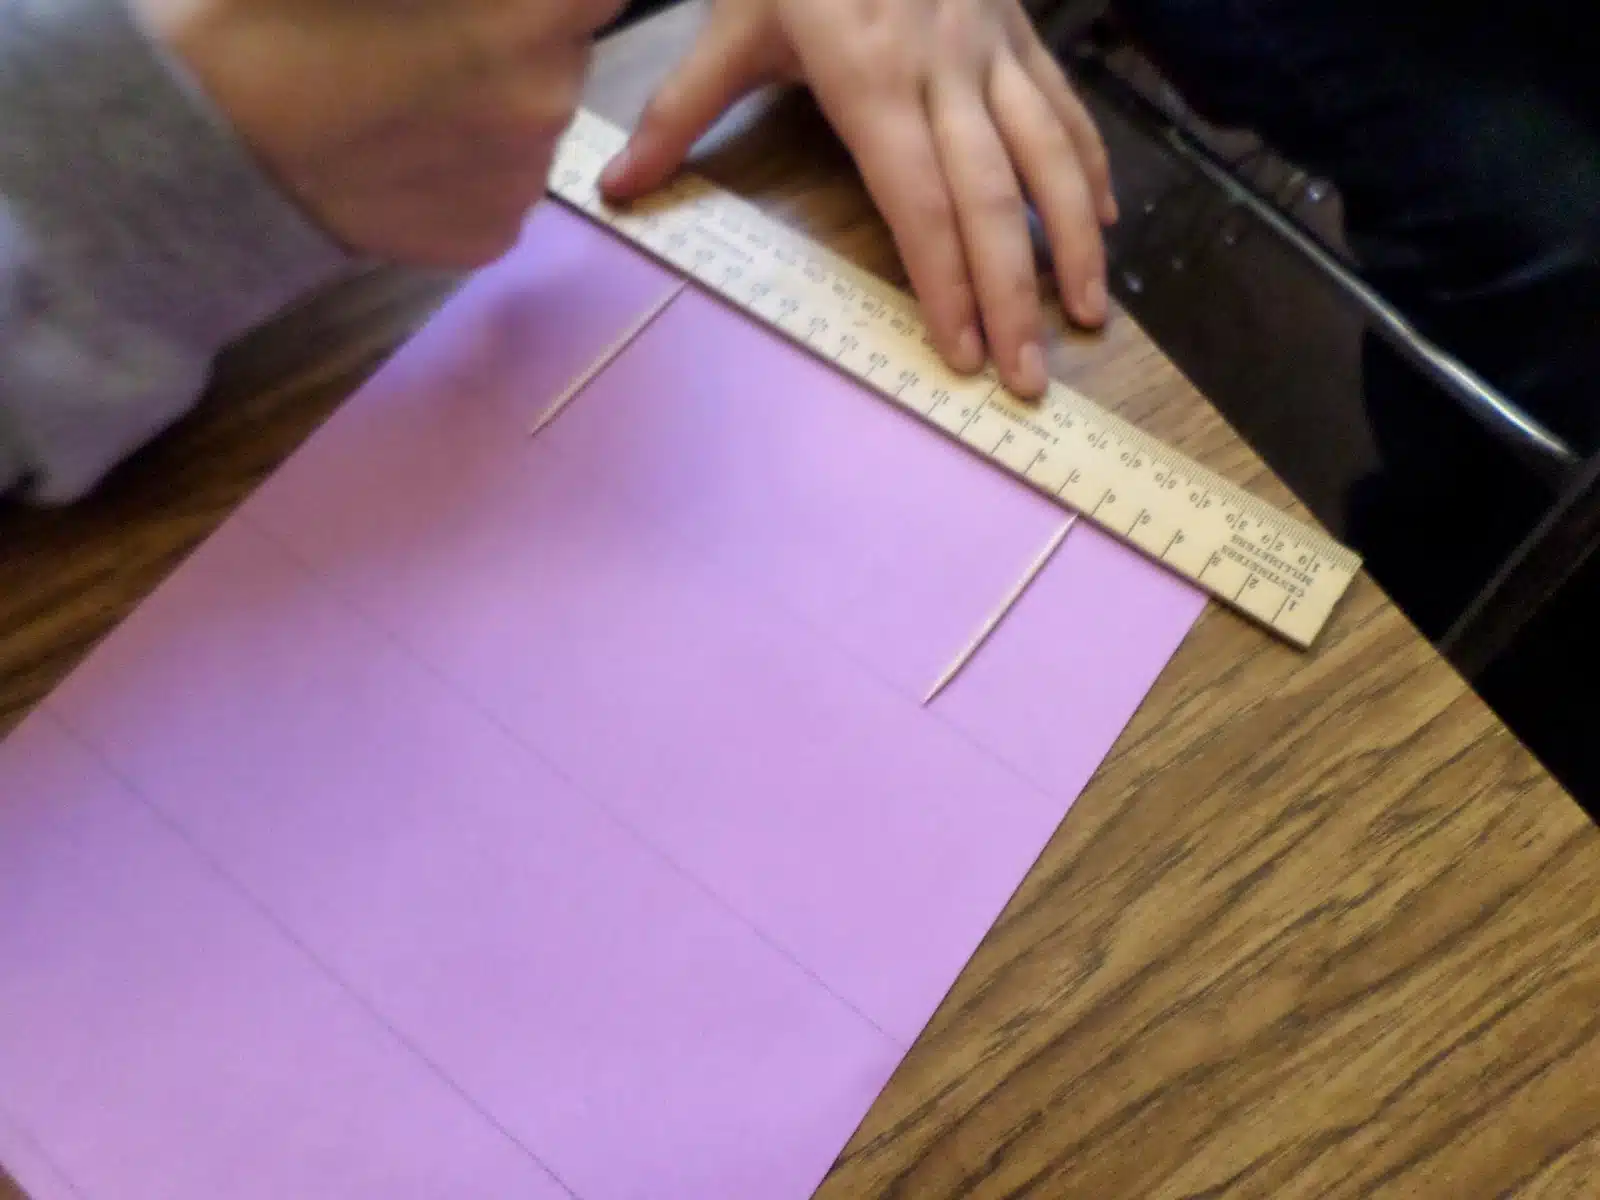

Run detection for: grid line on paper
[[29, 708, 584, 1200], [234, 508, 906, 1053], [223, 272, 1091, 1054]]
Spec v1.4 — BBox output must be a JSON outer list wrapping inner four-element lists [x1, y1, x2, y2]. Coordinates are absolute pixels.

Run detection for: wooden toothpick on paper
[[922, 516, 1078, 706], [529, 281, 688, 436]]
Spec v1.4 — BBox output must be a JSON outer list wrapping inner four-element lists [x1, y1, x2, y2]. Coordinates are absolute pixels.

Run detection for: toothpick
[[529, 281, 688, 436], [922, 515, 1078, 706]]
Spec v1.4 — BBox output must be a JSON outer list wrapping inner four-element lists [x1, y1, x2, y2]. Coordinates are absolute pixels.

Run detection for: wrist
[[3, 0, 347, 348]]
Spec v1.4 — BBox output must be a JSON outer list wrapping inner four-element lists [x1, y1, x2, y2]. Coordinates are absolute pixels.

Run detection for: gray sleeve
[[0, 0, 350, 503]]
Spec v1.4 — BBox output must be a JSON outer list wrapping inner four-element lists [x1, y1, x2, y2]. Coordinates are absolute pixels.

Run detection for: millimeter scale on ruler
[[546, 109, 1361, 648]]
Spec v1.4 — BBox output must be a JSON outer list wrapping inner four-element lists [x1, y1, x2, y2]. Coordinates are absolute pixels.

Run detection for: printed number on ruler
[[547, 110, 1361, 648]]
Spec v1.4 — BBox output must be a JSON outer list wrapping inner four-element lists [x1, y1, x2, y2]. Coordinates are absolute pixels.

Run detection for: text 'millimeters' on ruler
[[545, 109, 1362, 648]]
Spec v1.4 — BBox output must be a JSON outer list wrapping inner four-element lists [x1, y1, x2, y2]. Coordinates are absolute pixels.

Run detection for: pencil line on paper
[[246, 515, 903, 1054], [36, 710, 583, 1200], [529, 280, 689, 436], [922, 515, 1078, 706]]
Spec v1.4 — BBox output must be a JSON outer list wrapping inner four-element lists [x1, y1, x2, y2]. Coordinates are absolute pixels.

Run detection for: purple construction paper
[[527, 292, 1073, 694], [1, 200, 1205, 1199], [932, 525, 1207, 801], [46, 520, 900, 1200], [0, 718, 568, 1200], [239, 296, 1077, 1043], [243, 229, 1070, 702]]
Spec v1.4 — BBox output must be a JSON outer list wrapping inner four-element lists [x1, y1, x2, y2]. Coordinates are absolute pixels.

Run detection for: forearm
[[0, 0, 347, 503]]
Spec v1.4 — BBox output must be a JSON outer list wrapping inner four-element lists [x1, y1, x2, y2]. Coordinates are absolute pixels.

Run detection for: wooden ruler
[[547, 109, 1361, 648]]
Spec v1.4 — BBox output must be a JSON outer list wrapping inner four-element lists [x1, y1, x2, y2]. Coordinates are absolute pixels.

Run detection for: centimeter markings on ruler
[[546, 109, 1361, 648]]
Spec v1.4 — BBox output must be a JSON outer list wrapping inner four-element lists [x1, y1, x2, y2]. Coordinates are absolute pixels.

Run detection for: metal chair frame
[[1053, 9, 1594, 679]]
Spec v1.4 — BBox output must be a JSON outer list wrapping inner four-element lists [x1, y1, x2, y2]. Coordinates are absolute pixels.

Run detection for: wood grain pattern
[[5, 6, 1600, 1196]]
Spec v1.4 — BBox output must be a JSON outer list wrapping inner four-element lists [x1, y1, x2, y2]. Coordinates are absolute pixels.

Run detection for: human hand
[[135, 0, 624, 267], [601, 0, 1117, 398]]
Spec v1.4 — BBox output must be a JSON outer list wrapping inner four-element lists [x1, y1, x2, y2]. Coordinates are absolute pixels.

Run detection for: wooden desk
[[5, 6, 1600, 1196]]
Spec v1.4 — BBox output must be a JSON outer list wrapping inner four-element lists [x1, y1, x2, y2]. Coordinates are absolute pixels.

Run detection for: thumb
[[601, 21, 766, 199]]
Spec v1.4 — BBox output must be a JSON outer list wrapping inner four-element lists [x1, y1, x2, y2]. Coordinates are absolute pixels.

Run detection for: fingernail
[[1102, 192, 1120, 225], [1016, 341, 1047, 396], [1081, 276, 1108, 325], [954, 325, 983, 371], [600, 148, 631, 191]]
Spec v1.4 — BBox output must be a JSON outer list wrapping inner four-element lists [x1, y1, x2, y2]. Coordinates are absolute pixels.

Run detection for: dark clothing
[[1118, 0, 1600, 641], [1113, 1, 1600, 804]]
